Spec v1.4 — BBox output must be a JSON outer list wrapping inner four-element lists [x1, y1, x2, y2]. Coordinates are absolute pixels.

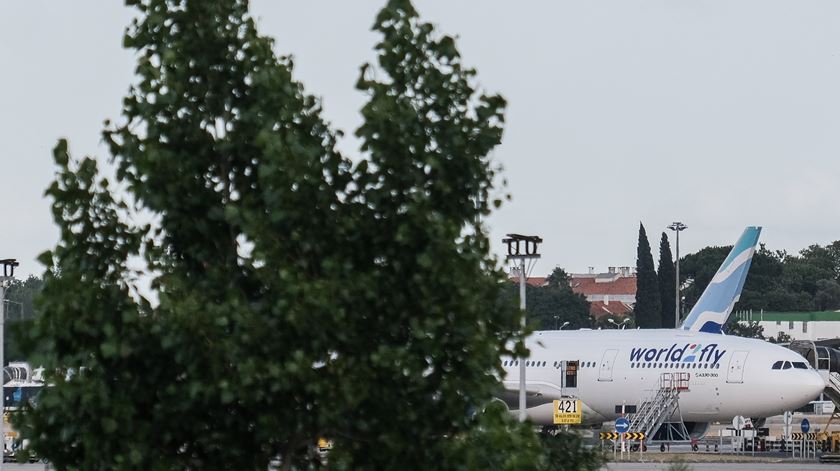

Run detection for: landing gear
[[660, 443, 666, 452]]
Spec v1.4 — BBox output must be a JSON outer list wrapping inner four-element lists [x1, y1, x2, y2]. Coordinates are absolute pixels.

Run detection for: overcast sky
[[3, 1, 840, 280]]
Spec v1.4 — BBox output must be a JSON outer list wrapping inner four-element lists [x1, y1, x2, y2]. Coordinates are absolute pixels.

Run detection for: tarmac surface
[[607, 464, 829, 470]]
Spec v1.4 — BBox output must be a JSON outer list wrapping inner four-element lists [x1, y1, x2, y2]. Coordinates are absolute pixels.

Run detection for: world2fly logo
[[629, 343, 727, 365]]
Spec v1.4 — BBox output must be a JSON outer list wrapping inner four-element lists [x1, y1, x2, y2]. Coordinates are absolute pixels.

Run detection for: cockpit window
[[792, 362, 808, 370], [772, 361, 783, 370], [782, 361, 792, 370]]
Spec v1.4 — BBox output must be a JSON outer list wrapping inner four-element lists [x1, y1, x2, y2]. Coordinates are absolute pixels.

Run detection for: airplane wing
[[499, 380, 561, 408]]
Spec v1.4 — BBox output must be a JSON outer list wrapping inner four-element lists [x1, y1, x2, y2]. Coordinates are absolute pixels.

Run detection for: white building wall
[[759, 320, 840, 341], [585, 294, 636, 304]]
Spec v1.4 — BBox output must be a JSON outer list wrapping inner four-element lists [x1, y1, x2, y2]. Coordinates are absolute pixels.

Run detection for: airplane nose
[[805, 371, 826, 401]]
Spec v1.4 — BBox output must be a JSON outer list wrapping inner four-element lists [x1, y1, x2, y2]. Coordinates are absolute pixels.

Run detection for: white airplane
[[500, 227, 825, 437]]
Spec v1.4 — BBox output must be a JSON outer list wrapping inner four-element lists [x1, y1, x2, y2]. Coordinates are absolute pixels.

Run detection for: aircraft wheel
[[692, 444, 699, 452], [660, 443, 666, 452], [642, 445, 647, 452]]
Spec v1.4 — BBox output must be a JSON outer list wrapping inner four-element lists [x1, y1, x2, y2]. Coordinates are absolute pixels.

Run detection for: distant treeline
[[4, 275, 43, 361], [501, 268, 595, 331], [681, 241, 840, 313], [10, 240, 840, 349], [509, 238, 840, 333]]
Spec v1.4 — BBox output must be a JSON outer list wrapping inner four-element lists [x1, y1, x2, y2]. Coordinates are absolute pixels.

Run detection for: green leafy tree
[[679, 246, 730, 310], [681, 244, 786, 312], [538, 431, 605, 471], [5, 276, 43, 322], [815, 279, 840, 310], [525, 267, 591, 330], [657, 232, 676, 328], [733, 245, 787, 311], [800, 243, 840, 282], [681, 242, 840, 313], [5, 275, 43, 361], [634, 223, 661, 328], [768, 331, 792, 344], [17, 1, 602, 469], [723, 319, 764, 339]]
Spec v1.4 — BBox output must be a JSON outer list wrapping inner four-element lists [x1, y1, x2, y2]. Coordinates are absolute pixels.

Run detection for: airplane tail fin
[[679, 226, 762, 334]]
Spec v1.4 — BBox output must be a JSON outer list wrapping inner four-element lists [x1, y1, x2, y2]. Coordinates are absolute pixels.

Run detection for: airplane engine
[[684, 421, 711, 439], [751, 417, 767, 429]]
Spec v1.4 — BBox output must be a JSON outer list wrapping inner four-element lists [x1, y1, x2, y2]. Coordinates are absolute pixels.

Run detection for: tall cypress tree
[[658, 232, 677, 328], [635, 223, 662, 328]]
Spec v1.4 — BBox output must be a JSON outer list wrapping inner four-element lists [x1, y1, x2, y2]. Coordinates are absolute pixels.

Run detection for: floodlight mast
[[502, 234, 541, 422], [0, 258, 18, 468], [667, 222, 687, 328]]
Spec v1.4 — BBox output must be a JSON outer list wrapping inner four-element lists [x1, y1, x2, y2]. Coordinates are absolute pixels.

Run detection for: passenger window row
[[630, 362, 720, 370], [502, 360, 596, 368], [503, 360, 547, 367], [771, 361, 808, 370]]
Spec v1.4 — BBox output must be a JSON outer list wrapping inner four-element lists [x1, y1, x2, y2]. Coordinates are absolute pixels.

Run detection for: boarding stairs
[[626, 373, 688, 441], [788, 340, 840, 432], [822, 372, 840, 431], [787, 341, 840, 431], [826, 373, 840, 404]]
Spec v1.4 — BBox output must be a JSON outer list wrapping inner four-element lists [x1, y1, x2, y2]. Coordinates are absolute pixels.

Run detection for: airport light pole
[[503, 234, 541, 422], [554, 315, 559, 330], [0, 259, 18, 468], [607, 318, 631, 329], [559, 321, 570, 330], [667, 222, 687, 327]]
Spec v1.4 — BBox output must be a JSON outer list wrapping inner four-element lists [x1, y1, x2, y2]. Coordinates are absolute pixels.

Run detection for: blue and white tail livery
[[680, 226, 762, 334]]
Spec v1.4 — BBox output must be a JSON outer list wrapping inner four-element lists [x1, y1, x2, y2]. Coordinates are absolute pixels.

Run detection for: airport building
[[569, 267, 636, 318], [523, 267, 637, 318], [734, 310, 840, 341]]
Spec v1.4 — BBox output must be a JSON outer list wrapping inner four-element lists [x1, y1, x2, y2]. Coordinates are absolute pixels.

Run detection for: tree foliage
[[4, 276, 42, 322], [767, 331, 792, 344], [15, 1, 603, 469], [681, 242, 840, 313], [4, 275, 43, 361], [501, 267, 591, 330], [724, 319, 764, 339], [657, 232, 676, 328], [634, 223, 661, 328]]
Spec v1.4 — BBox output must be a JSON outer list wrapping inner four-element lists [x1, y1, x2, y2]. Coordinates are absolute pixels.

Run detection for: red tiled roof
[[589, 300, 633, 318], [507, 276, 549, 287], [526, 277, 548, 287], [570, 276, 636, 296]]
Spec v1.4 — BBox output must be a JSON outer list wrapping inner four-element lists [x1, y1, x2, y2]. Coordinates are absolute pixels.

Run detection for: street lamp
[[0, 258, 17, 468], [607, 318, 631, 329], [503, 234, 541, 423], [554, 315, 559, 330], [559, 321, 570, 330], [667, 222, 687, 328]]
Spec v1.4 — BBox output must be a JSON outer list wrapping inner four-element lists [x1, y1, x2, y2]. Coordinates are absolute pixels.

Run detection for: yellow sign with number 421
[[553, 399, 582, 424]]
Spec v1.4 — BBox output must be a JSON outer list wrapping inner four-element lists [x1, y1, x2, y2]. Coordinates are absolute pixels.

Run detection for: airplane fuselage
[[501, 328, 825, 426]]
